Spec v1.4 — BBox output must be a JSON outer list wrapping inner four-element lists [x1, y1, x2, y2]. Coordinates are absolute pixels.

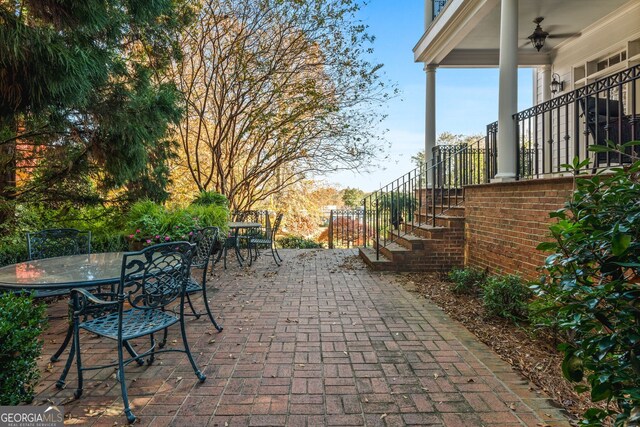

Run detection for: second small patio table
[[224, 222, 261, 267]]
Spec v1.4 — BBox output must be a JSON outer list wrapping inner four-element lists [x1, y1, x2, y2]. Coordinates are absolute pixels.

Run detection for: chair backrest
[[27, 228, 92, 260], [119, 242, 195, 310], [270, 213, 283, 240], [190, 226, 219, 269], [233, 210, 270, 236]]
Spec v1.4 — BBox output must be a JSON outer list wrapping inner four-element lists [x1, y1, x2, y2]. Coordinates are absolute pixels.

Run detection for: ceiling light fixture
[[528, 17, 549, 52]]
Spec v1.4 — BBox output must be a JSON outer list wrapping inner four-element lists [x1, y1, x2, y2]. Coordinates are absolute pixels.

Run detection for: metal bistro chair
[[217, 210, 266, 268], [247, 212, 283, 266], [27, 228, 92, 262], [68, 242, 205, 423], [184, 226, 223, 332]]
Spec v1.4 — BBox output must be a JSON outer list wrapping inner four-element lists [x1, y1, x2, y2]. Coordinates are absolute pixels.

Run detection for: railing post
[[375, 198, 380, 260], [363, 201, 367, 248], [431, 153, 437, 227], [328, 210, 334, 249]]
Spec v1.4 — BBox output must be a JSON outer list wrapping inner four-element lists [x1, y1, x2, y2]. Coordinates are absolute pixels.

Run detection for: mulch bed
[[393, 272, 599, 424]]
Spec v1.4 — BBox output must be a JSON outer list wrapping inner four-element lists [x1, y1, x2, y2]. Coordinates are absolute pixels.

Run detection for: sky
[[322, 0, 534, 192]]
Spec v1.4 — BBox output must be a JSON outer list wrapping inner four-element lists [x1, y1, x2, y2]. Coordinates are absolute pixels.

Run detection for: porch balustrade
[[512, 64, 640, 179]]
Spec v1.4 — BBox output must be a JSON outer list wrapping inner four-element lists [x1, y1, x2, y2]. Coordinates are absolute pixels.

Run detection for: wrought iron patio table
[[0, 252, 136, 385], [220, 222, 261, 267]]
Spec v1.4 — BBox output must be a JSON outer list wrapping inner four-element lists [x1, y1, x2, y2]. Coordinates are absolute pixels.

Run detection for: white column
[[425, 65, 437, 186], [425, 0, 434, 29], [540, 65, 552, 174], [494, 0, 518, 181]]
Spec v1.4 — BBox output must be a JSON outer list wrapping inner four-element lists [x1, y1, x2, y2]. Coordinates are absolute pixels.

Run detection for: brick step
[[375, 242, 463, 272], [411, 215, 464, 229], [418, 205, 465, 217], [358, 247, 396, 271], [401, 224, 449, 239], [387, 231, 427, 250]]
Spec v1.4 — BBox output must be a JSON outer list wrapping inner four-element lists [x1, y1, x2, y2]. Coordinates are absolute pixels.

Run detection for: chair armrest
[[70, 288, 119, 316]]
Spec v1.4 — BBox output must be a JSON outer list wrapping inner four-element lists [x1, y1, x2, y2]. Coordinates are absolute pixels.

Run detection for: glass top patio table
[[0, 252, 127, 291]]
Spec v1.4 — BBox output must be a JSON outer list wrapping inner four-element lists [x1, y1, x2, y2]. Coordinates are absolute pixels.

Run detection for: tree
[[411, 132, 484, 168], [341, 187, 365, 208], [0, 0, 190, 228], [170, 0, 392, 211]]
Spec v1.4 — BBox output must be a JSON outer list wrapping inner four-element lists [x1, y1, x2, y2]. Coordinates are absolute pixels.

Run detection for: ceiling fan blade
[[548, 32, 581, 39]]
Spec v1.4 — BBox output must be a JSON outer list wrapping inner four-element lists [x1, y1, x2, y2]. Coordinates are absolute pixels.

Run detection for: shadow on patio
[[35, 249, 569, 426]]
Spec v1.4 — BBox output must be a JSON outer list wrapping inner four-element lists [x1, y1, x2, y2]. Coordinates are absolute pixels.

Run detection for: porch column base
[[491, 173, 516, 183]]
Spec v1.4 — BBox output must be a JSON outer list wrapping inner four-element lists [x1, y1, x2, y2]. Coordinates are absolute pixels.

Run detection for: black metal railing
[[433, 0, 449, 20], [513, 64, 640, 178], [326, 209, 367, 249], [362, 136, 490, 260]]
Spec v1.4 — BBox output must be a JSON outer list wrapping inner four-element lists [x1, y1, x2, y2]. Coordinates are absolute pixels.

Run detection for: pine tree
[[0, 0, 191, 226]]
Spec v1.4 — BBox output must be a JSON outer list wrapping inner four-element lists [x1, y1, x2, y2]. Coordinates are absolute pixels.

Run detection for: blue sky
[[323, 0, 533, 191]]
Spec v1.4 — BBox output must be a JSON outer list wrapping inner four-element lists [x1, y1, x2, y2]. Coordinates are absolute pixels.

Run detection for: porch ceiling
[[414, 0, 632, 67]]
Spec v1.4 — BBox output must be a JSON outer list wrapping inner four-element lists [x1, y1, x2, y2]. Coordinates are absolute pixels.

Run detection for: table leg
[[50, 323, 73, 362]]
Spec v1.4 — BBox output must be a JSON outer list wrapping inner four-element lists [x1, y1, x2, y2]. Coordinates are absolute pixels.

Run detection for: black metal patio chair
[[185, 226, 223, 332], [247, 212, 283, 266], [217, 210, 267, 268], [68, 242, 205, 423], [27, 228, 92, 261]]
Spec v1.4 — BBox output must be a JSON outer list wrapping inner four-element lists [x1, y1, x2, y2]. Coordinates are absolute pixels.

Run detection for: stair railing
[[363, 136, 492, 260]]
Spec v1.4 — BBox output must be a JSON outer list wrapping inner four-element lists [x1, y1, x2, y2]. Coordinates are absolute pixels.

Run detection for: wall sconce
[[550, 73, 564, 94], [528, 17, 548, 52]]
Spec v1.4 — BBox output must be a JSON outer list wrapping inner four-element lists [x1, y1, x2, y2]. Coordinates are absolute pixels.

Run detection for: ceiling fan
[[523, 17, 581, 51]]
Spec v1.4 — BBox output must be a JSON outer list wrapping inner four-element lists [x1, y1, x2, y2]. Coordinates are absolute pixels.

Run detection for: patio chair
[[579, 96, 638, 166], [184, 226, 223, 332], [247, 212, 283, 266], [68, 242, 205, 423], [217, 210, 267, 268], [27, 228, 91, 261]]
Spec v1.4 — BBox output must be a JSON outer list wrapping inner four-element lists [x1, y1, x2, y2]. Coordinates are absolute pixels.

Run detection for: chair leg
[[271, 246, 281, 266], [50, 324, 73, 362], [159, 327, 168, 348], [179, 314, 206, 383], [147, 334, 156, 365], [201, 279, 223, 332], [117, 340, 136, 423], [185, 292, 202, 319], [123, 340, 145, 366], [55, 336, 75, 389], [274, 244, 283, 262], [73, 318, 83, 399]]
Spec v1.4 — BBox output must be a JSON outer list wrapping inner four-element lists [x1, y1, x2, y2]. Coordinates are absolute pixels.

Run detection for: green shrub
[[481, 274, 533, 321], [0, 240, 29, 267], [0, 293, 47, 405], [125, 200, 229, 246], [192, 190, 229, 207], [277, 235, 322, 249], [448, 267, 486, 295], [537, 153, 640, 425]]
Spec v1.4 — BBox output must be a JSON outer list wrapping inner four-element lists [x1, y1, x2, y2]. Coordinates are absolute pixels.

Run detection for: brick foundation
[[464, 177, 575, 281]]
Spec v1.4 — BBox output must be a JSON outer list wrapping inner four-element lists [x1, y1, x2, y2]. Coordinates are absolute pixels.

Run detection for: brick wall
[[464, 177, 575, 280]]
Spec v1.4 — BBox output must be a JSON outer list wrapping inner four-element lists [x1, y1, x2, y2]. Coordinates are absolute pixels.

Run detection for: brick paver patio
[[34, 249, 569, 426]]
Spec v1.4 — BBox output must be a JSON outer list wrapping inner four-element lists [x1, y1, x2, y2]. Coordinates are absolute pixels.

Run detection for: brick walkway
[[35, 249, 569, 426]]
